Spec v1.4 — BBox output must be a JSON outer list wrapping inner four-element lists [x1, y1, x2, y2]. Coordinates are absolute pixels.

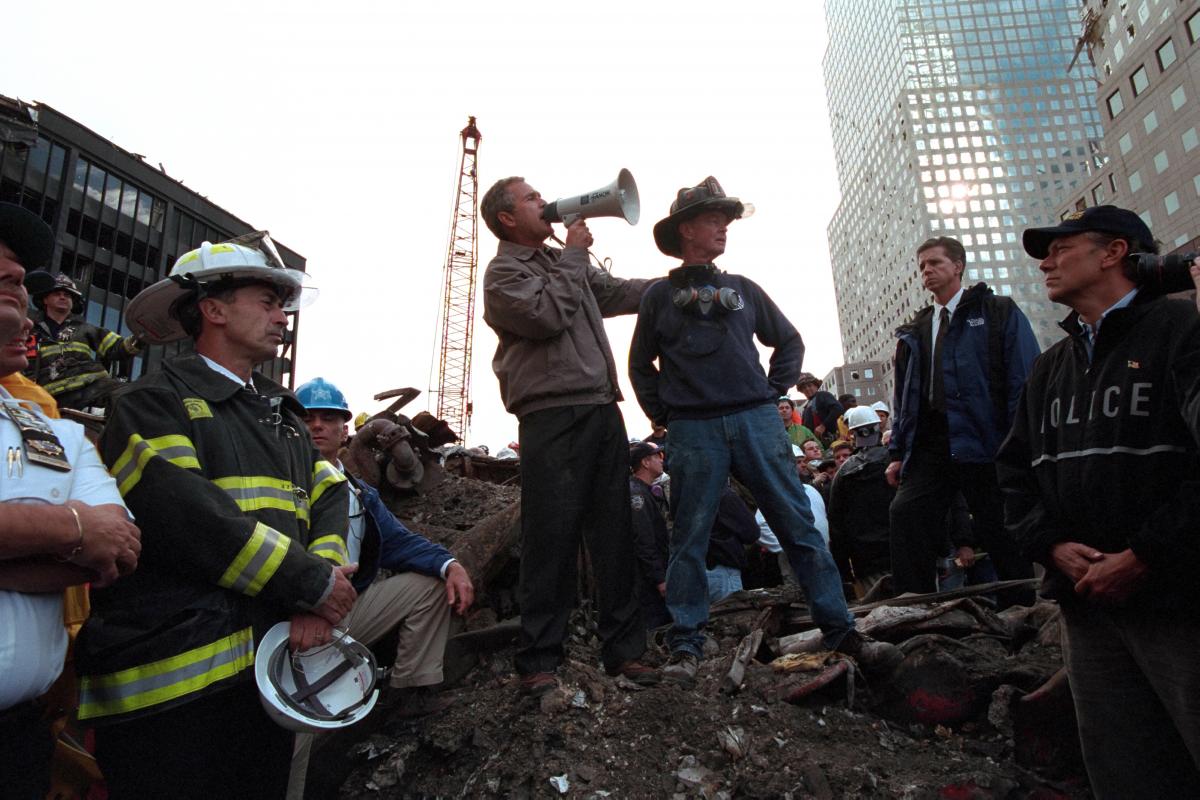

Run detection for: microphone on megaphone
[[541, 169, 640, 227]]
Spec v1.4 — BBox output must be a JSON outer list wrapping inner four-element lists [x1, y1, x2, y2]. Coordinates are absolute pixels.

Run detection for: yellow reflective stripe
[[218, 521, 290, 596], [78, 627, 254, 719], [308, 534, 348, 566], [44, 371, 104, 395], [212, 475, 310, 523], [310, 460, 345, 506], [39, 342, 96, 359], [111, 434, 200, 495], [97, 331, 121, 358]]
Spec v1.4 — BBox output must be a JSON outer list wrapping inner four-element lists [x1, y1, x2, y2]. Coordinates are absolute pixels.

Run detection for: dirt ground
[[320, 475, 1087, 799]]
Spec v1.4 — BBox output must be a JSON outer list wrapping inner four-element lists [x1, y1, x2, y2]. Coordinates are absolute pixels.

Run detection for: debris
[[722, 628, 763, 694], [549, 774, 570, 794], [716, 726, 748, 761]]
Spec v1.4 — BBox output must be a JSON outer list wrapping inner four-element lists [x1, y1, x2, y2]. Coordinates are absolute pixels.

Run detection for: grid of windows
[[0, 102, 305, 383], [826, 0, 1102, 363]]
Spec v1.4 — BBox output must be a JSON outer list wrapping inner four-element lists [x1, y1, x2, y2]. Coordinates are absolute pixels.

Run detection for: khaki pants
[[287, 572, 451, 799]]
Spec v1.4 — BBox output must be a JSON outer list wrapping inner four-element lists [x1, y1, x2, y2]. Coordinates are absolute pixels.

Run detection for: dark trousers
[[515, 403, 645, 674], [889, 448, 1034, 607], [94, 683, 293, 799], [0, 701, 54, 800], [1061, 602, 1200, 799]]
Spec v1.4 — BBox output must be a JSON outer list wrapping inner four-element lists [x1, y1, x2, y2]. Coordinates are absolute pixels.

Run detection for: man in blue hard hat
[[290, 376, 474, 797]]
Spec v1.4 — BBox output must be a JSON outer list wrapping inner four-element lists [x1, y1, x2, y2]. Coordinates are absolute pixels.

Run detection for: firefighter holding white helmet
[[75, 233, 350, 798]]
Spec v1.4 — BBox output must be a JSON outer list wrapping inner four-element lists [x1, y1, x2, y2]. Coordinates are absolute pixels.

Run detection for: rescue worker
[[26, 273, 141, 411], [76, 236, 354, 799], [290, 376, 474, 799]]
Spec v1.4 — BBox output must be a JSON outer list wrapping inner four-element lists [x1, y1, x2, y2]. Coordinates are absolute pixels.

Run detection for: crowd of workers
[[1, 169, 1198, 799]]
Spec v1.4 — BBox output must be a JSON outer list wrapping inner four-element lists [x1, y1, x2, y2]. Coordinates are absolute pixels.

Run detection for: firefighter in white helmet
[[75, 234, 352, 798]]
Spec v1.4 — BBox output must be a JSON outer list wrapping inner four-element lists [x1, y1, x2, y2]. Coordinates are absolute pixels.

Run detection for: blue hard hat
[[296, 377, 351, 420]]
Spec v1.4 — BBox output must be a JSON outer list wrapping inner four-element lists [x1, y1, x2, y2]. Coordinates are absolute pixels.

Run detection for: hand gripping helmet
[[125, 232, 316, 344], [296, 377, 352, 421], [255, 622, 382, 733]]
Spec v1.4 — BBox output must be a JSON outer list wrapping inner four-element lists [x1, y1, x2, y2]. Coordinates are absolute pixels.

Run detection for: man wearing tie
[[886, 236, 1039, 607]]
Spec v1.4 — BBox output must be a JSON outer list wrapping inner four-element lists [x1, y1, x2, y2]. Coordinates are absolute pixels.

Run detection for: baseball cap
[[0, 202, 54, 269], [1022, 205, 1155, 259], [629, 440, 663, 470]]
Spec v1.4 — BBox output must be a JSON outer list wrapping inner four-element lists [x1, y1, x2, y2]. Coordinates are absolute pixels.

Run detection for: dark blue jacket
[[889, 283, 1040, 473], [630, 265, 804, 424], [350, 475, 454, 592]]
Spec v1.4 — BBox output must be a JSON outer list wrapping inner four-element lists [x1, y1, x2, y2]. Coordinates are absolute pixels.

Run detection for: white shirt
[[199, 354, 252, 390], [930, 285, 965, 375], [0, 388, 127, 709], [755, 485, 830, 552]]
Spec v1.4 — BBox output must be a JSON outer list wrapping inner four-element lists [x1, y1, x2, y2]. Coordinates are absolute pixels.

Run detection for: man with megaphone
[[480, 176, 659, 697], [630, 177, 887, 685]]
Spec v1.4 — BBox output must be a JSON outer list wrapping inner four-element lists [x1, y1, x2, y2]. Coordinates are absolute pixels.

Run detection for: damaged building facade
[[0, 95, 306, 384]]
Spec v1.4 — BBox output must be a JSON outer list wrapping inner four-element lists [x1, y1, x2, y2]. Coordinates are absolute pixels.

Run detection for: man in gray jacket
[[481, 176, 657, 695]]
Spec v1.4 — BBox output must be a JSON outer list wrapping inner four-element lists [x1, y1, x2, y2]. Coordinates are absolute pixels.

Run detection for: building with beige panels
[[1056, 0, 1200, 258]]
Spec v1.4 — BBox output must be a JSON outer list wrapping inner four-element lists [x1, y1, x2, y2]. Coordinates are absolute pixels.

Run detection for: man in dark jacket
[[887, 235, 1039, 607], [796, 372, 843, 445], [998, 206, 1200, 797], [26, 272, 140, 411], [630, 177, 857, 684], [629, 440, 671, 629], [481, 176, 656, 695], [828, 406, 895, 593]]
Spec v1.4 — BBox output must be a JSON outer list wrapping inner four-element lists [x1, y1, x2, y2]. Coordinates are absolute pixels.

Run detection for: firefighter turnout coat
[[27, 312, 137, 401], [76, 354, 350, 724]]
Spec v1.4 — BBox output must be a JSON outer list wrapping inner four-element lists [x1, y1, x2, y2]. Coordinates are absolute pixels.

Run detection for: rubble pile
[[321, 582, 1086, 799], [319, 465, 1085, 797]]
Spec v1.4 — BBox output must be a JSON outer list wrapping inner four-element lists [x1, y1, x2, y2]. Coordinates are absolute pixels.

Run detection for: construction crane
[[433, 116, 482, 441]]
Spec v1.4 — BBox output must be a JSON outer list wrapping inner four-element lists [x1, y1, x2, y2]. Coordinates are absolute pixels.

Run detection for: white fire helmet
[[125, 232, 317, 344], [255, 622, 382, 733]]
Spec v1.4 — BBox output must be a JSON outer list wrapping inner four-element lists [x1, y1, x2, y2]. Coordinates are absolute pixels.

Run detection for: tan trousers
[[287, 572, 451, 799]]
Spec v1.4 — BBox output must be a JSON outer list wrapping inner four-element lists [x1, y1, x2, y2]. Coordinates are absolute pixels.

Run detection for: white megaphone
[[541, 169, 640, 227]]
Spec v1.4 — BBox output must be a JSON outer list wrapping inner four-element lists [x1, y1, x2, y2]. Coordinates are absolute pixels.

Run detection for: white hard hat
[[844, 405, 881, 431], [254, 622, 381, 733], [125, 233, 317, 344], [870, 401, 890, 416]]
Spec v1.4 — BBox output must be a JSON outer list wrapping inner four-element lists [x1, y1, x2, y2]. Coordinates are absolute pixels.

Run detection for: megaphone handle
[[561, 213, 580, 226]]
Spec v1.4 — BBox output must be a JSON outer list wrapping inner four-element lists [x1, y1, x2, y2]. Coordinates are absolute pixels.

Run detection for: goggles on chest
[[671, 285, 744, 314]]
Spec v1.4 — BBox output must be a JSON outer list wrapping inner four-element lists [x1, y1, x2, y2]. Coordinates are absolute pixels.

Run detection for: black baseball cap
[[629, 440, 663, 470], [1022, 205, 1155, 259], [0, 202, 54, 269]]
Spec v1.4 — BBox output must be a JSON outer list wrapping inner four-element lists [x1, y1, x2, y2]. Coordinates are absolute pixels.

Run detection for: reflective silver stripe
[[1031, 443, 1188, 467], [220, 485, 299, 507], [220, 523, 290, 595], [78, 629, 254, 718], [112, 441, 198, 488]]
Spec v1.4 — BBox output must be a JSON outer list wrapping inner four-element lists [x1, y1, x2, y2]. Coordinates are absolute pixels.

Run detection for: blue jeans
[[665, 403, 854, 658], [706, 564, 743, 604]]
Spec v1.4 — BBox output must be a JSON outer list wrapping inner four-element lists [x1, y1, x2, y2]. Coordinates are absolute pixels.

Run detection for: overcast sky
[[5, 1, 846, 447]]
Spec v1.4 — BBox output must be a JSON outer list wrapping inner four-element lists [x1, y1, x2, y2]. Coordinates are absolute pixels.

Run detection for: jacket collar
[[895, 282, 993, 338], [497, 239, 556, 262], [1056, 289, 1158, 345], [164, 353, 302, 415]]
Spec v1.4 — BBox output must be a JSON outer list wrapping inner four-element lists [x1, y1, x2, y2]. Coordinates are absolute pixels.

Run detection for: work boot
[[661, 652, 699, 685], [834, 629, 902, 674], [606, 660, 660, 686], [383, 685, 455, 719], [518, 672, 558, 697]]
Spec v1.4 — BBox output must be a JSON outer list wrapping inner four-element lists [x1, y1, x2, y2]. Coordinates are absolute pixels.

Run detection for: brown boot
[[518, 672, 558, 697]]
